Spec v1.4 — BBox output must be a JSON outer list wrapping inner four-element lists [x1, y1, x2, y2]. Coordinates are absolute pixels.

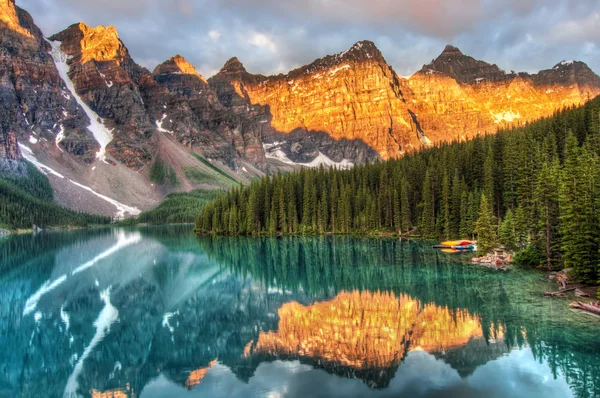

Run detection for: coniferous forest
[[196, 96, 600, 283], [0, 161, 111, 229]]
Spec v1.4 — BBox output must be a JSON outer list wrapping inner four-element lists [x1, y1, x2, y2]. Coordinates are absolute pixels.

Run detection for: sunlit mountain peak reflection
[[249, 290, 490, 386], [186, 359, 218, 389], [91, 387, 129, 398]]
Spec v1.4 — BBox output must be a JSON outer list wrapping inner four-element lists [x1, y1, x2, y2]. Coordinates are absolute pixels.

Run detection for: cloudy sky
[[18, 0, 600, 78]]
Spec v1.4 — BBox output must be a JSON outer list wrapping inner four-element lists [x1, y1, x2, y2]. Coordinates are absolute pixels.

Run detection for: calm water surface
[[0, 226, 598, 398]]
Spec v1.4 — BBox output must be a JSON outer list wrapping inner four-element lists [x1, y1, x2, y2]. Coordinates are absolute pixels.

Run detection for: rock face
[[209, 41, 600, 162], [146, 54, 267, 169], [0, 129, 20, 161], [0, 128, 26, 177], [0, 0, 96, 162], [48, 24, 267, 171], [209, 41, 415, 162], [407, 46, 600, 143], [49, 23, 155, 169]]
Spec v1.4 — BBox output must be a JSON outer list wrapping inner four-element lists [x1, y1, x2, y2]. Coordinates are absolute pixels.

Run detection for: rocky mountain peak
[[153, 54, 206, 82], [0, 0, 33, 37], [220, 57, 248, 75], [282, 40, 388, 81], [420, 45, 508, 83], [553, 60, 581, 70], [50, 23, 125, 64], [441, 44, 463, 56], [341, 40, 383, 61], [536, 60, 600, 88]]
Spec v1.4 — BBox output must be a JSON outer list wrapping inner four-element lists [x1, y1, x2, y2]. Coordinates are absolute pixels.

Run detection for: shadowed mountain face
[[0, 0, 97, 162], [2, 228, 598, 398], [1, 0, 600, 216]]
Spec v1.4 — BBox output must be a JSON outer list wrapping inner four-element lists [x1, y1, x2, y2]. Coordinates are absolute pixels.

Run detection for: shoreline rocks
[[471, 249, 513, 271]]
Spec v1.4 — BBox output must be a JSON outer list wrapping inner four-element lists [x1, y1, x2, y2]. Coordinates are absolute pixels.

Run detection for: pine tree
[[475, 194, 498, 255], [535, 159, 561, 268], [559, 133, 599, 282], [419, 170, 435, 237], [459, 190, 470, 239], [499, 209, 516, 250], [400, 178, 411, 235], [441, 171, 451, 239], [513, 205, 529, 250], [450, 171, 462, 238]]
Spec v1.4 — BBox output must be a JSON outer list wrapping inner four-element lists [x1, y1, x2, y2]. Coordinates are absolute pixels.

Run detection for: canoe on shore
[[441, 240, 477, 247]]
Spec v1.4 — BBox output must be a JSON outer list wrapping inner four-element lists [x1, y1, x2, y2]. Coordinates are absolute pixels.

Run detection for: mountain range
[[1, 0, 600, 217]]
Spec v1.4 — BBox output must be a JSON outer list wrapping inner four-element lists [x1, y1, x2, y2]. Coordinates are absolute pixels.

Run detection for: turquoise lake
[[0, 226, 598, 398]]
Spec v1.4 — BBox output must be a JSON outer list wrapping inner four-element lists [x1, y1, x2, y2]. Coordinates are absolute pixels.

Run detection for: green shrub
[[513, 246, 546, 268]]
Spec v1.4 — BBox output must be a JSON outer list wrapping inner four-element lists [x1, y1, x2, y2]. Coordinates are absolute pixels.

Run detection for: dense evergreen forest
[[196, 96, 600, 283], [0, 161, 110, 229]]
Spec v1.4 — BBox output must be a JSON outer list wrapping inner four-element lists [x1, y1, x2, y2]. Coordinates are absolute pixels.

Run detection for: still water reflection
[[0, 226, 598, 398]]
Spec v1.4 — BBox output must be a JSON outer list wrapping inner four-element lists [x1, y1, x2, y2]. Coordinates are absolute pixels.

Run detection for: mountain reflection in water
[[250, 290, 489, 388], [0, 226, 598, 398]]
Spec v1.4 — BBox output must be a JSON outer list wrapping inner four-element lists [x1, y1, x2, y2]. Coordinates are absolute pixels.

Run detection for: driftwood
[[543, 286, 584, 296], [569, 301, 600, 316]]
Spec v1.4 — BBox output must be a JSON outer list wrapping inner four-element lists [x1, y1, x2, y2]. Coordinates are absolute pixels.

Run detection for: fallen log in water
[[544, 286, 585, 296], [569, 301, 600, 316]]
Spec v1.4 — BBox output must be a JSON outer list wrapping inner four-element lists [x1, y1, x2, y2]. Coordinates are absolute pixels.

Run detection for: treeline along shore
[[195, 96, 600, 286]]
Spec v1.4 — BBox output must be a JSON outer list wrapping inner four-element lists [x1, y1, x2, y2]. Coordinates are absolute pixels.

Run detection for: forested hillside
[[0, 161, 110, 230], [195, 96, 600, 283], [124, 190, 219, 225]]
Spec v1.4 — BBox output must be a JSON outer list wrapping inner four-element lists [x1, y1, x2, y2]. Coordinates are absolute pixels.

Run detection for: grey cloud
[[16, 0, 600, 79]]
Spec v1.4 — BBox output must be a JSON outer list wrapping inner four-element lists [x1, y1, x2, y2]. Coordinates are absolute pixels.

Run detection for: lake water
[[0, 226, 598, 398]]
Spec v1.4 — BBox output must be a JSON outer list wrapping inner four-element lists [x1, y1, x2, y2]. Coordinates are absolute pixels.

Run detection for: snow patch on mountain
[[55, 125, 65, 151], [20, 144, 140, 217], [47, 39, 114, 162], [329, 64, 351, 76], [19, 144, 65, 178], [490, 110, 521, 124], [263, 142, 354, 169], [156, 114, 174, 134], [69, 180, 141, 217]]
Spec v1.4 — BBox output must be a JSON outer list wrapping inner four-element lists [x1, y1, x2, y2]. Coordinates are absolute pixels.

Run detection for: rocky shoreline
[[0, 228, 11, 238]]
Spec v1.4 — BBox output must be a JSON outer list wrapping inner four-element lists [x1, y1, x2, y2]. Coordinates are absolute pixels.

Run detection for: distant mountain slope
[[0, 129, 110, 229]]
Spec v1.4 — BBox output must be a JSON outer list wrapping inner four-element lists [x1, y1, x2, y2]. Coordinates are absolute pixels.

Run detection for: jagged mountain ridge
[[218, 40, 600, 158], [1, 0, 600, 218], [408, 48, 600, 144], [209, 41, 420, 161]]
